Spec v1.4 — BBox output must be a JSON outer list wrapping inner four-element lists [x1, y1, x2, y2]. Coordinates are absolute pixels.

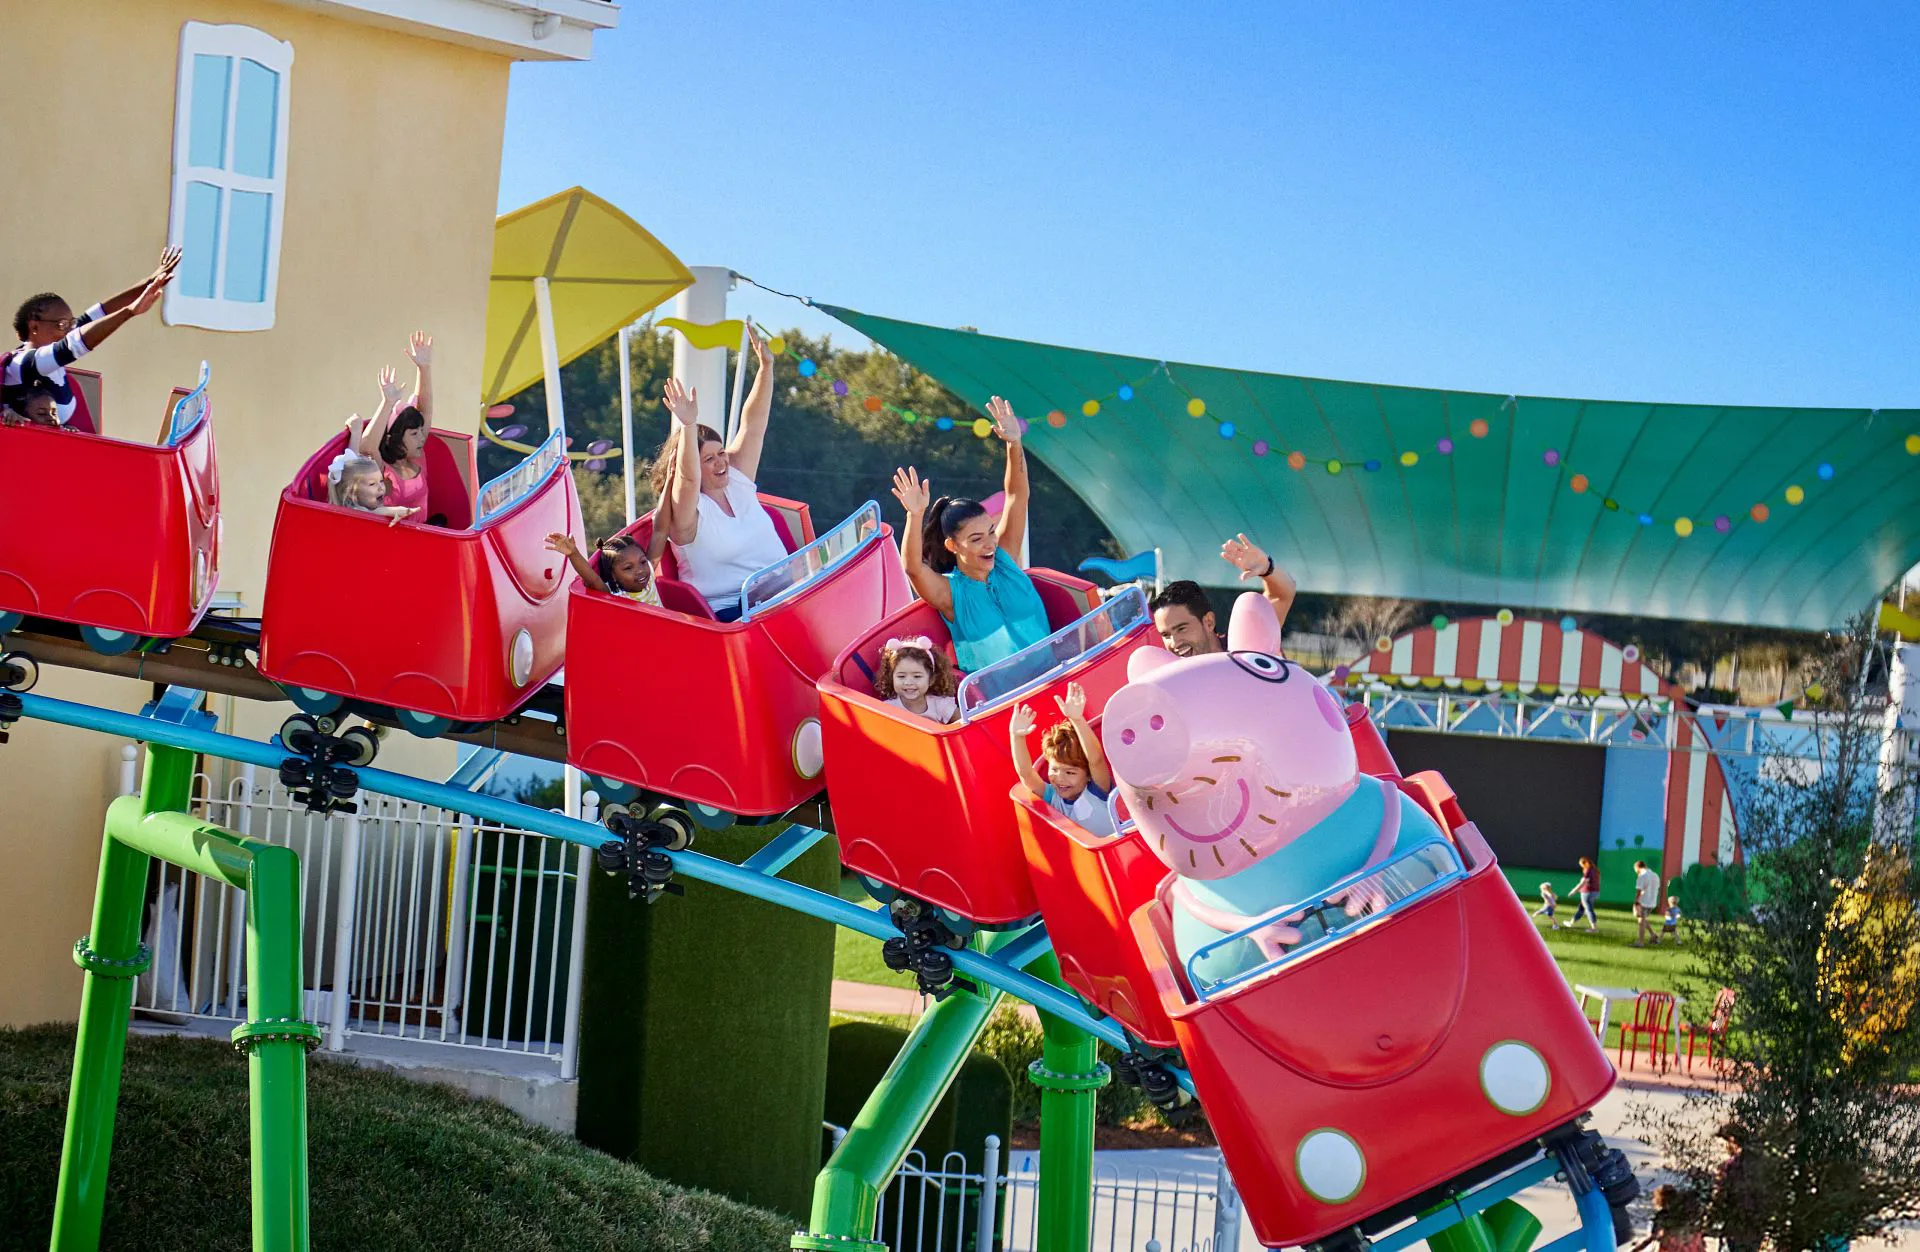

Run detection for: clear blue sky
[[499, 4, 1920, 409]]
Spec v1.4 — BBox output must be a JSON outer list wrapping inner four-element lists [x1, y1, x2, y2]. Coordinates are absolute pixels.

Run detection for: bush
[[1674, 860, 1749, 924], [0, 1026, 794, 1251], [972, 1007, 1150, 1128]]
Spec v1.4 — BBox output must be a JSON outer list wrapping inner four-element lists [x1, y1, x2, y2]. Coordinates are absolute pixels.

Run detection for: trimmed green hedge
[[576, 823, 838, 1223], [0, 1026, 792, 1251]]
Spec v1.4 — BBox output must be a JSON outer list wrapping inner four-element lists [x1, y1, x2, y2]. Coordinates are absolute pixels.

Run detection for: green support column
[[48, 791, 158, 1251], [1027, 952, 1107, 1252], [50, 743, 318, 1252], [228, 836, 317, 1248]]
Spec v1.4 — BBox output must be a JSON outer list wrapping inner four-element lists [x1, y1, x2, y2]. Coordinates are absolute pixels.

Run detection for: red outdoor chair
[[1682, 988, 1736, 1073], [1617, 991, 1676, 1072]]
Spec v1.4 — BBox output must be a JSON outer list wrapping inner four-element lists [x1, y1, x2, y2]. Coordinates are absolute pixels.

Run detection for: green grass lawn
[[0, 1026, 794, 1252], [832, 875, 919, 991], [829, 879, 1714, 1046]]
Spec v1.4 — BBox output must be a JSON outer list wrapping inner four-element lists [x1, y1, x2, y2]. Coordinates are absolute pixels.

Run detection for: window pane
[[222, 190, 272, 303], [188, 54, 231, 169], [232, 59, 279, 178], [181, 182, 223, 299]]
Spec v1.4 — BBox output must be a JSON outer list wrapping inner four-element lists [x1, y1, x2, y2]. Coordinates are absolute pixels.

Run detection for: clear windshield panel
[[1188, 838, 1467, 999], [165, 362, 212, 447], [739, 500, 882, 620], [956, 585, 1148, 719], [476, 431, 564, 525]]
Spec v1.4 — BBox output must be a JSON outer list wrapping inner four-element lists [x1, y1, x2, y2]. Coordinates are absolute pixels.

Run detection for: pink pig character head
[[1104, 592, 1358, 880]]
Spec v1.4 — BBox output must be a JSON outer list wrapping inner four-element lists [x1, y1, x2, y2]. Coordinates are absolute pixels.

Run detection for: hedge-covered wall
[[576, 824, 839, 1222]]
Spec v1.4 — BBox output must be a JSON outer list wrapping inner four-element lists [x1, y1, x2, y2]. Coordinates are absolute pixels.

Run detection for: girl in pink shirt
[[355, 333, 434, 520]]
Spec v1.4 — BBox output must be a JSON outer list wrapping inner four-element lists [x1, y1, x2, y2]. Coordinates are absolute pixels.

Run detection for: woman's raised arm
[[662, 379, 702, 546], [406, 332, 434, 422], [354, 366, 404, 457], [987, 396, 1030, 560], [727, 323, 775, 482], [892, 466, 955, 620]]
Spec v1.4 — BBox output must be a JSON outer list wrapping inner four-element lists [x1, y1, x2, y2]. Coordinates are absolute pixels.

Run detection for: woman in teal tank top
[[891, 396, 1052, 673]]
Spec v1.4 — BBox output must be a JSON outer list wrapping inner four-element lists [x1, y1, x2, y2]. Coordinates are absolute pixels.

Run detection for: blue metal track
[[13, 689, 1184, 1087]]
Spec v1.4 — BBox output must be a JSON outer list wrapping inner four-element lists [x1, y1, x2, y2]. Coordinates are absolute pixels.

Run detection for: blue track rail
[[13, 689, 1186, 1087]]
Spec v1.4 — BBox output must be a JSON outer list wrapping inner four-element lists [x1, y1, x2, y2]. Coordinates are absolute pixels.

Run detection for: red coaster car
[[1012, 783, 1175, 1045], [258, 429, 581, 734], [0, 364, 219, 653], [1127, 776, 1615, 1250], [1013, 699, 1418, 1050], [819, 580, 1157, 926], [566, 498, 911, 820]]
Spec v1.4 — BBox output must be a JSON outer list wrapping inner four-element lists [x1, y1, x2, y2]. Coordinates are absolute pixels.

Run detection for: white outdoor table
[[1574, 984, 1685, 1070]]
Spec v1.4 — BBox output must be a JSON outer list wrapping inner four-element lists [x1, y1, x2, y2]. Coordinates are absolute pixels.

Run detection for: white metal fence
[[824, 1125, 1242, 1252], [125, 747, 591, 1076]]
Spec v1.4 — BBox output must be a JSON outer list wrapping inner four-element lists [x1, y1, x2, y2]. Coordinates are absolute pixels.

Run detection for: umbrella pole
[[533, 276, 567, 448], [618, 323, 636, 524], [725, 318, 750, 443]]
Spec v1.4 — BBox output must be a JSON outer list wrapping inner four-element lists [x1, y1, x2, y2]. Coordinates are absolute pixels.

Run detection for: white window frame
[[164, 22, 294, 333]]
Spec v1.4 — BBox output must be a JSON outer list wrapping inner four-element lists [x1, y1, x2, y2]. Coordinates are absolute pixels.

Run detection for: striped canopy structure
[[1346, 616, 1673, 700], [1350, 615, 1739, 882], [823, 305, 1920, 631]]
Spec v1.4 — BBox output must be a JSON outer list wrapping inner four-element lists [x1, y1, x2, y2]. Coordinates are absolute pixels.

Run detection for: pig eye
[[1230, 651, 1291, 683]]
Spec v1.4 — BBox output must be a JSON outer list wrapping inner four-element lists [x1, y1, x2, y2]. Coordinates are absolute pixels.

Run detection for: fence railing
[[822, 1124, 1242, 1252], [126, 747, 591, 1077]]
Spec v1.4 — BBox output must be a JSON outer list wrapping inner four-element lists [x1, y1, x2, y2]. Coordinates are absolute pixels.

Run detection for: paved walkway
[[831, 979, 1038, 1022]]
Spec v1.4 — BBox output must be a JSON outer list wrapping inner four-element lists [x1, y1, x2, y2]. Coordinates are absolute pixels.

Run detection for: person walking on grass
[[1572, 856, 1601, 931], [1633, 859, 1662, 947]]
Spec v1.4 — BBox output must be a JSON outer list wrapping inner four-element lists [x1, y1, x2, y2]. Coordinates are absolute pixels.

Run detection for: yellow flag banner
[[657, 317, 747, 351]]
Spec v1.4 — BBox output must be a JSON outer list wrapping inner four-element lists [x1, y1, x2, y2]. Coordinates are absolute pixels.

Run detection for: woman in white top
[[650, 327, 786, 621]]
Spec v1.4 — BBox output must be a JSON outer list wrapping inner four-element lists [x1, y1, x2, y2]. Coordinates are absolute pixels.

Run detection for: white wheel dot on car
[[1480, 1040, 1551, 1115], [508, 629, 534, 688], [792, 718, 825, 779], [1295, 1128, 1365, 1204]]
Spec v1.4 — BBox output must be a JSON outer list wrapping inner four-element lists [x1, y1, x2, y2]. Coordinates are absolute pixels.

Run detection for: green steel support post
[[46, 754, 171, 1252], [1424, 1197, 1541, 1252], [50, 744, 317, 1252], [793, 934, 1021, 1252], [1027, 952, 1107, 1252], [230, 832, 315, 1249]]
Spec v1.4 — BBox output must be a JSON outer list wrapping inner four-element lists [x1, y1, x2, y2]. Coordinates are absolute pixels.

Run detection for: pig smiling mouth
[[1160, 778, 1254, 844]]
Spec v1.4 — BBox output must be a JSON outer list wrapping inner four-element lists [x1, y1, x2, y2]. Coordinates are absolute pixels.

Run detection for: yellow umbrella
[[483, 187, 694, 413]]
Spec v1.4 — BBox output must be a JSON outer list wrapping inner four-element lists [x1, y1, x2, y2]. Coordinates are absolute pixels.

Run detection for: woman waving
[[892, 396, 1050, 671]]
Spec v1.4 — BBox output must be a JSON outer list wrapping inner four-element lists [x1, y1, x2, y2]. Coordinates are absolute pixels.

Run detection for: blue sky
[[500, 4, 1920, 408]]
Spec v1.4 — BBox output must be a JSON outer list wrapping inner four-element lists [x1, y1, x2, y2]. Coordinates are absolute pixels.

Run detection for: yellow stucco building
[[0, 0, 615, 1026]]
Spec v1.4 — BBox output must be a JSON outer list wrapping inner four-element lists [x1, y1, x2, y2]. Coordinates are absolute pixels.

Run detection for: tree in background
[[1636, 608, 1920, 1252], [481, 325, 1116, 570], [1322, 595, 1418, 659]]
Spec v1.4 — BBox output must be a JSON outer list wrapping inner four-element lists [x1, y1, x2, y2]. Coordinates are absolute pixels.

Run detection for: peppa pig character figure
[[1104, 591, 1446, 987]]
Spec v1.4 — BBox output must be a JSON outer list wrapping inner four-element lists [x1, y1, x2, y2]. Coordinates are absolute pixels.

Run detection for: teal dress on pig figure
[[1171, 775, 1444, 989]]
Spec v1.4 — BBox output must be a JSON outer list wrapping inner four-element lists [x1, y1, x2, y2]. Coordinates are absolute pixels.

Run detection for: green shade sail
[[822, 304, 1920, 631]]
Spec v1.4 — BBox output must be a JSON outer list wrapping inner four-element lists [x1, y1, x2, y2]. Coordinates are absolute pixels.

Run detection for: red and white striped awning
[[1346, 617, 1676, 700]]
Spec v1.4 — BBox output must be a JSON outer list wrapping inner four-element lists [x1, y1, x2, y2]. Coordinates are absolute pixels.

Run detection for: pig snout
[[1104, 683, 1191, 787]]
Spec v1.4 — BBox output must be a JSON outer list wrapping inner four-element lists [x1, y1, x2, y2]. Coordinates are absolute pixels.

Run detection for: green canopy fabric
[[822, 304, 1920, 631]]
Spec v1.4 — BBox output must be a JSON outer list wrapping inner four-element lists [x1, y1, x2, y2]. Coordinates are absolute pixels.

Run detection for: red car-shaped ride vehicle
[[819, 580, 1157, 926], [1127, 766, 1616, 1250], [1013, 700, 1423, 1051], [0, 365, 219, 653], [258, 429, 582, 733], [567, 498, 911, 819]]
